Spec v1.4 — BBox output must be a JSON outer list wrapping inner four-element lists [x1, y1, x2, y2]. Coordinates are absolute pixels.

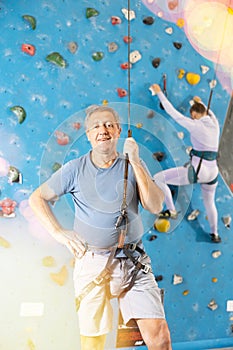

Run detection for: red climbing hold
[[21, 43, 36, 56], [123, 36, 132, 43], [120, 62, 132, 70], [117, 88, 127, 98], [230, 183, 233, 192]]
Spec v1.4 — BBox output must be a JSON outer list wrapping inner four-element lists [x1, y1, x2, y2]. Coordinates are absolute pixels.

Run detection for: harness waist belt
[[190, 149, 218, 161]]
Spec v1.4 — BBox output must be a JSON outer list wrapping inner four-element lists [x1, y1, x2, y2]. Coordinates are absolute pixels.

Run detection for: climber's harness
[[75, 154, 151, 312], [186, 148, 218, 185]]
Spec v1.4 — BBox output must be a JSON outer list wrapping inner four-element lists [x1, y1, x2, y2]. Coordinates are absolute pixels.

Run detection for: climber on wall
[[149, 83, 221, 243]]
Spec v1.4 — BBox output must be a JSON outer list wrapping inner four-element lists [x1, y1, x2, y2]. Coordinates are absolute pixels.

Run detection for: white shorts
[[73, 247, 165, 336]]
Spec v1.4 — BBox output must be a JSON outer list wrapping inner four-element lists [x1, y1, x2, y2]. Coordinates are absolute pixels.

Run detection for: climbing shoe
[[209, 233, 222, 243], [158, 209, 178, 219]]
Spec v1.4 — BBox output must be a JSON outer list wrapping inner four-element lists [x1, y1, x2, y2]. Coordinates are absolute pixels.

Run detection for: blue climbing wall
[[0, 1, 233, 350]]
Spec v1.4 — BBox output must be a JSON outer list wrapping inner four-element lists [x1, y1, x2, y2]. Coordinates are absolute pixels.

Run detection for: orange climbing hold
[[176, 18, 185, 28]]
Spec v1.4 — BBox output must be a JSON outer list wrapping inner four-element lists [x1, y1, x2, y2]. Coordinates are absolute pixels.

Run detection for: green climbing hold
[[52, 162, 62, 172], [86, 8, 99, 19], [92, 51, 104, 61], [46, 52, 67, 68], [10, 106, 26, 124], [22, 15, 36, 30]]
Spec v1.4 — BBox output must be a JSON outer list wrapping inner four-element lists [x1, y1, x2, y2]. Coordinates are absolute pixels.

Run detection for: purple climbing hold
[[143, 16, 155, 25], [152, 57, 161, 68]]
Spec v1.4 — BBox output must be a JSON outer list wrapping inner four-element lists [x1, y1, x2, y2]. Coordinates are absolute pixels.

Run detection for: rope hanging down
[[116, 0, 132, 248]]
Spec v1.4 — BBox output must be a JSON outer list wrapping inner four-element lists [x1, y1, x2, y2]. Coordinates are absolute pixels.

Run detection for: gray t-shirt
[[46, 151, 146, 248]]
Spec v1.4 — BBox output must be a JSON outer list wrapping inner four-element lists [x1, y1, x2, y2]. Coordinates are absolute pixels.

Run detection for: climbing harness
[[187, 148, 218, 185]]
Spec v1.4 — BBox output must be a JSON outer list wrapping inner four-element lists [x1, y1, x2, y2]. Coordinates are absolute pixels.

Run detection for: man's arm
[[29, 183, 86, 257], [123, 137, 164, 214]]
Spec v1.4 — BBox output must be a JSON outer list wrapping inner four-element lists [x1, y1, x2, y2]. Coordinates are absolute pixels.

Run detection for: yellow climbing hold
[[42, 256, 56, 267], [212, 277, 218, 283], [228, 7, 233, 15], [50, 265, 68, 286], [102, 99, 108, 105], [136, 122, 143, 128], [186, 72, 201, 85], [177, 69, 185, 79], [0, 236, 10, 248], [154, 218, 170, 232], [183, 290, 189, 296], [176, 18, 185, 28]]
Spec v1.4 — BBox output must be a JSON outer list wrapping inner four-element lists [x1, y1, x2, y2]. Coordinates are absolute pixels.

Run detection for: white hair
[[84, 105, 120, 130]]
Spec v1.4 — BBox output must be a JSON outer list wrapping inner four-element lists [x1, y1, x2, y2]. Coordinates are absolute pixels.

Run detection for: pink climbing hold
[[123, 36, 132, 43], [55, 131, 70, 145]]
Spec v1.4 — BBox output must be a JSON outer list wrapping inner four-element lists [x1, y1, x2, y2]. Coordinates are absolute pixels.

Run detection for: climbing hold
[[121, 8, 136, 21], [153, 152, 165, 162], [187, 209, 200, 221], [208, 299, 218, 311], [52, 162, 62, 172], [68, 41, 78, 54], [120, 62, 132, 70], [152, 57, 161, 68], [212, 277, 218, 283], [186, 72, 201, 85], [222, 215, 231, 229], [177, 68, 185, 79], [173, 274, 183, 285], [129, 50, 142, 64], [168, 0, 178, 10], [72, 122, 81, 130], [102, 100, 108, 106], [0, 236, 11, 248], [230, 183, 233, 192], [10, 105, 26, 124], [123, 36, 133, 44], [165, 27, 173, 35], [212, 250, 221, 259], [183, 290, 189, 296], [108, 42, 118, 53], [92, 51, 104, 61], [136, 123, 143, 128], [155, 275, 163, 282], [173, 42, 182, 50], [209, 80, 217, 89], [42, 256, 56, 267], [46, 52, 67, 68], [50, 265, 68, 286], [154, 218, 170, 232], [147, 110, 155, 119], [143, 16, 154, 25], [8, 166, 23, 184], [86, 8, 99, 19], [0, 198, 17, 217], [176, 18, 185, 28], [21, 43, 36, 56], [186, 146, 192, 155], [228, 7, 233, 15], [200, 65, 209, 74], [177, 131, 184, 139], [22, 15, 36, 30], [117, 88, 127, 98], [148, 234, 157, 241], [54, 131, 70, 145], [111, 16, 122, 25]]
